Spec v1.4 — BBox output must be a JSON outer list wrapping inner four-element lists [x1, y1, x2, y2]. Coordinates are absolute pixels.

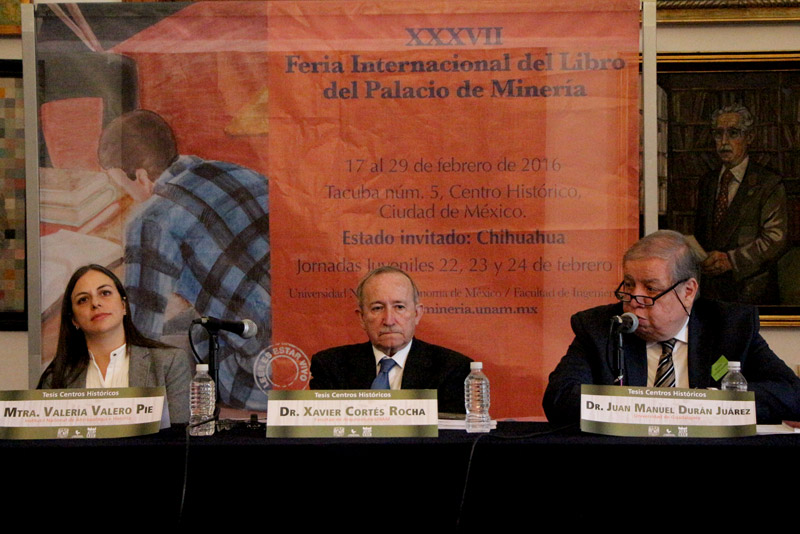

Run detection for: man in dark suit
[[310, 266, 472, 414], [543, 230, 800, 424], [694, 103, 788, 304]]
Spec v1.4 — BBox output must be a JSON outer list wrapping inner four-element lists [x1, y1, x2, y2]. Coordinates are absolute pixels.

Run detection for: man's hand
[[105, 167, 154, 203], [702, 251, 733, 276]]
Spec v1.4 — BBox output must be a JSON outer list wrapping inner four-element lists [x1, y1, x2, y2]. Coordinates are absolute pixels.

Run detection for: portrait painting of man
[[658, 68, 800, 310]]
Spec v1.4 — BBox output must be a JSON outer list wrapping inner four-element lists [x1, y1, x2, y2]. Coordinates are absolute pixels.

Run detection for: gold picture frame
[[657, 0, 800, 23]]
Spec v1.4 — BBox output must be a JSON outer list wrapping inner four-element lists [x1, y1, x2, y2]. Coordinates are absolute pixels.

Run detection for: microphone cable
[[455, 422, 579, 530]]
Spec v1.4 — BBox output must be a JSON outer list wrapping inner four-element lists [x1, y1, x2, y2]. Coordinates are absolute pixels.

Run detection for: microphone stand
[[610, 316, 627, 386], [206, 330, 222, 404], [191, 316, 257, 415], [615, 327, 625, 386]]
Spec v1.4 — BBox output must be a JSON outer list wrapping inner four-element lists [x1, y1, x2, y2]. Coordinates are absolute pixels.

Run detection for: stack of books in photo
[[39, 96, 120, 231], [39, 167, 118, 228]]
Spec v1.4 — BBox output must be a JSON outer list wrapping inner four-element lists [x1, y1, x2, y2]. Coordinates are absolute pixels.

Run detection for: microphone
[[192, 316, 258, 339], [611, 312, 638, 334]]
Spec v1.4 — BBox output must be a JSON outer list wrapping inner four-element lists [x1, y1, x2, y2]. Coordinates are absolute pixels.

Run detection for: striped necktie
[[371, 357, 397, 390], [655, 339, 677, 387]]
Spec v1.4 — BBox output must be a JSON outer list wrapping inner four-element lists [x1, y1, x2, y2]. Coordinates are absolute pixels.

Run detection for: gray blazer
[[39, 345, 192, 424]]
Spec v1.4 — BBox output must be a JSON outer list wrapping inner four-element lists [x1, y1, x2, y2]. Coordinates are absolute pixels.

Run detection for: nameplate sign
[[580, 385, 756, 438], [0, 387, 166, 439], [266, 389, 438, 438]]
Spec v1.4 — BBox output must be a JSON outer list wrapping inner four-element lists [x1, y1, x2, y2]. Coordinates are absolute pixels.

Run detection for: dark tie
[[713, 170, 735, 230], [371, 357, 397, 390], [655, 339, 676, 387]]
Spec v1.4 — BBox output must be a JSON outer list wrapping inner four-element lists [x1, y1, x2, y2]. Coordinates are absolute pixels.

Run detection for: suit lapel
[[624, 335, 647, 386], [716, 165, 758, 244], [699, 170, 719, 242], [356, 339, 430, 389], [128, 345, 150, 388], [71, 367, 89, 388], [399, 339, 429, 389], [351, 343, 379, 388], [688, 307, 728, 388], [606, 302, 647, 386], [688, 310, 717, 388]]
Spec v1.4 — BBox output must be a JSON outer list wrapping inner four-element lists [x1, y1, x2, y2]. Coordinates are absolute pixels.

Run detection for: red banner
[[268, 0, 639, 417]]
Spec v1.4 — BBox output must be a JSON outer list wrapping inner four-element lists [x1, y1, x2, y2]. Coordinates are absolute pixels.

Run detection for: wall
[[2, 7, 799, 391]]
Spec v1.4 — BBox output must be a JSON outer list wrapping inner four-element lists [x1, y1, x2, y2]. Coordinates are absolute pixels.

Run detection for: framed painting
[[0, 60, 25, 330], [0, 0, 26, 35], [657, 52, 800, 325]]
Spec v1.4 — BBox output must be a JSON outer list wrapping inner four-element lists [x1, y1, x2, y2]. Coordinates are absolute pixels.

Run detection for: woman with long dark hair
[[38, 264, 191, 423]]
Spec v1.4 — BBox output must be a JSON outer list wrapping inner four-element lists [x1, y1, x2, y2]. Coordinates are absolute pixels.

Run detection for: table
[[6, 422, 797, 529]]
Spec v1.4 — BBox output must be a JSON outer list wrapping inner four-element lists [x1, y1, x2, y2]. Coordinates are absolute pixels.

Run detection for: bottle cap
[[196, 363, 209, 371], [728, 361, 741, 370], [470, 362, 483, 370]]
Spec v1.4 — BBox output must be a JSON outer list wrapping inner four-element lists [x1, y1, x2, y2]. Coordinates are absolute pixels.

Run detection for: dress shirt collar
[[372, 339, 412, 370], [645, 317, 690, 388], [645, 316, 689, 349], [86, 343, 129, 388], [719, 155, 748, 184]]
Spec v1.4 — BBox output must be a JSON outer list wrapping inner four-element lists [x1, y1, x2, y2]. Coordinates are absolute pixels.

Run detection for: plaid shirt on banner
[[124, 155, 271, 410]]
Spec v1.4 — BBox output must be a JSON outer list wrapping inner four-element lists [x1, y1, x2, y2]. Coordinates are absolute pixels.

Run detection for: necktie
[[712, 170, 735, 230], [655, 339, 676, 387], [371, 357, 397, 390]]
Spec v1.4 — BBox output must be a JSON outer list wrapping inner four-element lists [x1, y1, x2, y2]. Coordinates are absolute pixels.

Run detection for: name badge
[[0, 387, 167, 439], [580, 384, 756, 438], [267, 389, 438, 438]]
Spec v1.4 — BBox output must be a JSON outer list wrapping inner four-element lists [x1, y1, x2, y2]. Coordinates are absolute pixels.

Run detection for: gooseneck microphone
[[610, 312, 639, 334], [191, 316, 258, 339]]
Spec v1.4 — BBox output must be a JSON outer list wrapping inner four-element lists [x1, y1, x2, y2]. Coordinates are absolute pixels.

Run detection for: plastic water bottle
[[721, 361, 748, 392], [464, 362, 491, 433], [189, 364, 216, 436]]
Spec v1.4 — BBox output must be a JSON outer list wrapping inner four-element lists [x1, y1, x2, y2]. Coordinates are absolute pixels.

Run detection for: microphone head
[[241, 319, 258, 339], [620, 312, 638, 334]]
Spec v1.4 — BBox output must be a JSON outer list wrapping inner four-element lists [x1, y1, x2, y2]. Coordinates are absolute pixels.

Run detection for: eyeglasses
[[614, 278, 688, 307], [711, 127, 745, 140]]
